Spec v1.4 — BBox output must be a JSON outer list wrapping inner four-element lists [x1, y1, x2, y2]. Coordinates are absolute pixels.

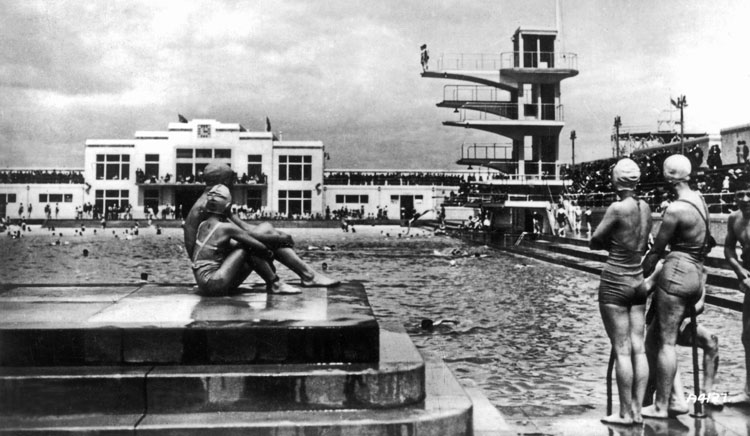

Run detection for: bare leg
[[696, 325, 720, 401], [629, 303, 648, 423], [250, 255, 300, 294], [669, 366, 689, 415], [600, 303, 635, 425], [727, 289, 750, 404], [250, 222, 339, 287], [642, 288, 690, 418]]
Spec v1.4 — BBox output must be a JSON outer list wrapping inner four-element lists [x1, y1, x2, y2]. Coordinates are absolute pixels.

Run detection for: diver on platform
[[184, 162, 339, 293], [590, 158, 652, 425], [641, 154, 711, 418], [724, 186, 750, 404]]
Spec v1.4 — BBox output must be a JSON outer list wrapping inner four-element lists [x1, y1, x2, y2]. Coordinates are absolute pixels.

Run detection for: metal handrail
[[461, 143, 513, 161], [500, 51, 578, 69], [436, 53, 503, 71], [442, 85, 509, 102], [456, 103, 563, 121]]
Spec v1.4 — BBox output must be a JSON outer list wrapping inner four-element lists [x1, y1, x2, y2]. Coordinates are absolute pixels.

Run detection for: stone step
[[1, 322, 424, 416], [0, 357, 474, 436], [0, 282, 378, 366]]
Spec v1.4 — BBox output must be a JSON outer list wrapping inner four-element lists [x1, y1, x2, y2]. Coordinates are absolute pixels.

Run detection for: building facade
[[84, 119, 325, 219]]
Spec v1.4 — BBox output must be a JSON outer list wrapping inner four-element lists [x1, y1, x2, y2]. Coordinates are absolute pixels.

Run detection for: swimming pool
[[0, 225, 744, 420]]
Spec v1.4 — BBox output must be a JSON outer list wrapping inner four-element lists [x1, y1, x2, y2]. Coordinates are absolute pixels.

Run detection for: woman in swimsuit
[[590, 158, 652, 425], [192, 184, 299, 296], [642, 154, 710, 418]]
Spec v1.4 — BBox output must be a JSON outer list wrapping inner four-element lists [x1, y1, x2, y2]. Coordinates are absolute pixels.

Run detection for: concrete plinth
[[0, 283, 379, 365]]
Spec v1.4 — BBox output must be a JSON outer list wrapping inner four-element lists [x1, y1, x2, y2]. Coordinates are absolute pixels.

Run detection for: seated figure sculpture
[[191, 184, 284, 295], [184, 162, 339, 295]]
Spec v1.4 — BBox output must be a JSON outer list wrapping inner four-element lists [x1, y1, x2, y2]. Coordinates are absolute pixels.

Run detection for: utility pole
[[671, 95, 687, 154], [570, 130, 577, 167], [614, 116, 621, 159]]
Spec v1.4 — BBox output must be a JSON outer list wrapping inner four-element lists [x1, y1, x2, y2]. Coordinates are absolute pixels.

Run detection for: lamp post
[[570, 130, 577, 167], [614, 116, 621, 158], [671, 95, 687, 154]]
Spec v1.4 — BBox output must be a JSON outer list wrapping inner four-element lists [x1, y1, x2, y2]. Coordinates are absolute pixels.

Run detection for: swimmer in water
[[590, 158, 652, 425], [191, 185, 299, 296]]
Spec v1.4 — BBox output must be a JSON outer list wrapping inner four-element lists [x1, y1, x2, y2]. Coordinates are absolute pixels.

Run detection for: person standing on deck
[[590, 158, 652, 425], [724, 186, 750, 404], [641, 154, 711, 418]]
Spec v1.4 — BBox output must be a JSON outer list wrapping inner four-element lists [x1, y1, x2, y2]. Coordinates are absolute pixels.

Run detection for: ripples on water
[[0, 226, 744, 419]]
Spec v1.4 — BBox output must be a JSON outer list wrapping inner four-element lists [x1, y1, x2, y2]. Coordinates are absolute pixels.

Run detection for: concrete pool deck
[[0, 281, 509, 435]]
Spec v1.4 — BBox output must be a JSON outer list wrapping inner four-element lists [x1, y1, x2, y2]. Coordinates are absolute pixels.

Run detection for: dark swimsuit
[[598, 199, 647, 307], [656, 198, 707, 303]]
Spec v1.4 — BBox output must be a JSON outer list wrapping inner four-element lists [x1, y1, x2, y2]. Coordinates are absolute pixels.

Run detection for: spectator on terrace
[[707, 145, 722, 170]]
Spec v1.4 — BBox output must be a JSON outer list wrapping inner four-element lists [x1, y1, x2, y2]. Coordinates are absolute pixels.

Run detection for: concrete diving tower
[[422, 27, 578, 179]]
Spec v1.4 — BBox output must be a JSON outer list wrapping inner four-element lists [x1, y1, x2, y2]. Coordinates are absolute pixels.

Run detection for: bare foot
[[725, 392, 750, 405], [600, 413, 633, 425], [267, 281, 302, 294], [641, 405, 669, 419], [301, 274, 340, 287]]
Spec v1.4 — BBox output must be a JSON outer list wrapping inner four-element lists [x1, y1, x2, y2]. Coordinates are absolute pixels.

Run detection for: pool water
[[0, 225, 744, 419]]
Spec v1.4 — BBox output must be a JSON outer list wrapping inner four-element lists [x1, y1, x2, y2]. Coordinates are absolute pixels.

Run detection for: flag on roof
[[266, 117, 271, 132], [178, 114, 188, 123]]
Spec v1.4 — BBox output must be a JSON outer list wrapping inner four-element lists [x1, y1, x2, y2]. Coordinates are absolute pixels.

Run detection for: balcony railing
[[500, 52, 578, 70], [443, 85, 509, 102], [456, 103, 563, 121], [435, 53, 503, 71], [461, 143, 514, 161]]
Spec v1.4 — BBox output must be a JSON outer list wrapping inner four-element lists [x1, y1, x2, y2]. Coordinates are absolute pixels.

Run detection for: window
[[95, 154, 130, 180], [39, 194, 48, 202], [246, 190, 262, 210], [64, 194, 73, 203], [214, 149, 231, 159], [95, 190, 129, 213], [196, 149, 212, 158], [335, 194, 369, 204], [248, 155, 262, 179], [176, 148, 193, 158], [278, 190, 311, 216], [279, 155, 312, 181], [0, 194, 17, 203], [145, 154, 160, 179], [49, 194, 63, 203]]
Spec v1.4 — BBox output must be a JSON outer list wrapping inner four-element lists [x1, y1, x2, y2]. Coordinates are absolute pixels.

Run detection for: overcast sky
[[2, 0, 749, 170]]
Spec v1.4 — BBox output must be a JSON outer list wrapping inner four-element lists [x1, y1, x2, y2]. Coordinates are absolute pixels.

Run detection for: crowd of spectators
[[561, 143, 744, 212], [0, 170, 84, 184], [135, 169, 267, 185], [324, 171, 467, 186]]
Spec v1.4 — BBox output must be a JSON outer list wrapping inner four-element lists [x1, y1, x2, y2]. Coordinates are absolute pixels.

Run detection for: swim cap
[[611, 158, 641, 191], [663, 154, 691, 183], [203, 163, 234, 186], [205, 184, 232, 215]]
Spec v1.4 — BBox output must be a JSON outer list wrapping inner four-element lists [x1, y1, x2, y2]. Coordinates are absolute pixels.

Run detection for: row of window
[[334, 194, 424, 204], [0, 194, 17, 203], [39, 194, 74, 203], [99, 153, 311, 181]]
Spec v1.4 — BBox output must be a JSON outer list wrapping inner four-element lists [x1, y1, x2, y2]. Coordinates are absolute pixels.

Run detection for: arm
[[642, 206, 679, 277], [225, 224, 274, 258], [589, 204, 617, 251], [724, 213, 750, 291], [228, 213, 292, 247]]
